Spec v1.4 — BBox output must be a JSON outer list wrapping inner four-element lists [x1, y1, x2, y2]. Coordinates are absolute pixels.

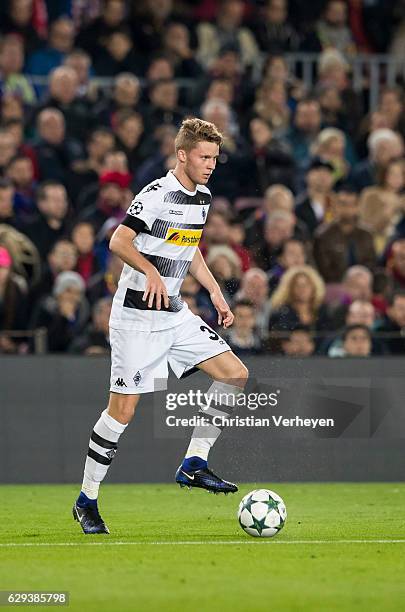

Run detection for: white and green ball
[[237, 489, 287, 537]]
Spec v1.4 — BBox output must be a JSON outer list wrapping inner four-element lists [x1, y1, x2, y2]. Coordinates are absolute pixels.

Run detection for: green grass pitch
[[1, 483, 405, 611]]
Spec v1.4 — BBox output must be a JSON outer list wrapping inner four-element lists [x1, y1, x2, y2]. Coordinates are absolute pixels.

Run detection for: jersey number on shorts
[[200, 325, 219, 341]]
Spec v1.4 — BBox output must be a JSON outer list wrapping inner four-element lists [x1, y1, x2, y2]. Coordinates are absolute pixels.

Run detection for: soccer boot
[[175, 463, 238, 494], [72, 498, 109, 534]]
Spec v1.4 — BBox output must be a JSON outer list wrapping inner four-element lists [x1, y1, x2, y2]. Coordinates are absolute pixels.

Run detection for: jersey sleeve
[[122, 182, 164, 232]]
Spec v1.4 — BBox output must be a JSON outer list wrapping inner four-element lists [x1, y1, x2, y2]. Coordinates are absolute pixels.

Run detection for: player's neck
[[172, 167, 197, 193]]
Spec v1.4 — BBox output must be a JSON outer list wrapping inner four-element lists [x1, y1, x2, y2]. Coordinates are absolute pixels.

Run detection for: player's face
[[183, 141, 219, 185]]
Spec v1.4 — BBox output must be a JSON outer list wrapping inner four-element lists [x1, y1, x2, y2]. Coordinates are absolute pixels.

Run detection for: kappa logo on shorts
[[115, 378, 127, 387], [133, 371, 142, 386], [165, 227, 202, 246]]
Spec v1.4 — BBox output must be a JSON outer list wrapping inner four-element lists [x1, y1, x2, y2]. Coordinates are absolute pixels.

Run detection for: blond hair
[[271, 265, 325, 310], [175, 117, 223, 152]]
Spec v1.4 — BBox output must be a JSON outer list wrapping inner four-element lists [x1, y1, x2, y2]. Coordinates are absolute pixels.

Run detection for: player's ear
[[177, 148, 187, 163]]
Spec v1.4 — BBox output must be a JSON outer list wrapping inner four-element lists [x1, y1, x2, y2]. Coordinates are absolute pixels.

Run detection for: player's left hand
[[210, 290, 234, 328]]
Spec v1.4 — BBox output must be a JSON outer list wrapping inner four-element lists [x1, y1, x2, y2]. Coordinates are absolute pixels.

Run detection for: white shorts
[[109, 310, 231, 394]]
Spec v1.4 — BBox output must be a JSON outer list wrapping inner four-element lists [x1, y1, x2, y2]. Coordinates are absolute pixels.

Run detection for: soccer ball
[[237, 489, 287, 537]]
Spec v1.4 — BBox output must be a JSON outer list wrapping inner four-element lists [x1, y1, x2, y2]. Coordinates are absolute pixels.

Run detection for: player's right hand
[[143, 267, 169, 310]]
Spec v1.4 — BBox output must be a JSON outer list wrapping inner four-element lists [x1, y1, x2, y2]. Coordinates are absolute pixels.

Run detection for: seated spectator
[[0, 245, 27, 353], [144, 78, 186, 133], [247, 117, 295, 194], [374, 290, 405, 354], [79, 170, 131, 232], [94, 73, 142, 128], [30, 271, 89, 353], [314, 182, 376, 283], [76, 0, 126, 60], [201, 209, 251, 272], [311, 127, 356, 182], [252, 0, 299, 54], [285, 98, 322, 168], [180, 274, 216, 326], [21, 181, 69, 260], [86, 253, 123, 306], [69, 296, 112, 355], [295, 158, 335, 236], [93, 27, 145, 77], [26, 17, 75, 77], [378, 87, 405, 140], [29, 239, 78, 311], [268, 238, 307, 292], [323, 299, 384, 356], [68, 128, 115, 205], [0, 177, 19, 228], [252, 79, 290, 132], [359, 188, 401, 256], [316, 0, 356, 55], [133, 125, 177, 193], [113, 110, 147, 175], [196, 0, 259, 69], [39, 66, 91, 142], [64, 49, 93, 101], [0, 33, 36, 105], [130, 0, 181, 56], [318, 84, 348, 132], [351, 128, 404, 192], [280, 325, 315, 357], [6, 155, 36, 218], [223, 299, 263, 356], [234, 267, 270, 339], [253, 210, 296, 271], [0, 0, 42, 55], [34, 108, 83, 184], [71, 221, 102, 285], [269, 265, 330, 333], [0, 127, 18, 176], [2, 118, 39, 180], [340, 324, 372, 357], [385, 238, 405, 290], [162, 22, 203, 79], [206, 244, 242, 303]]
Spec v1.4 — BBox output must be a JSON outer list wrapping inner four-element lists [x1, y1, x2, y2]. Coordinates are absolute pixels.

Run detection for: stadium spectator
[[280, 325, 315, 357], [113, 110, 146, 175], [93, 27, 145, 77], [94, 73, 142, 128], [71, 221, 102, 285], [6, 155, 36, 217], [76, 0, 127, 60], [196, 0, 259, 69], [351, 128, 404, 192], [341, 265, 373, 304], [0, 0, 42, 55], [26, 17, 75, 76], [223, 299, 263, 355], [69, 296, 112, 355], [0, 33, 36, 105], [0, 177, 19, 229], [286, 98, 322, 167], [30, 270, 89, 353], [252, 0, 299, 54], [79, 170, 131, 232], [316, 0, 356, 55], [374, 290, 405, 354], [268, 237, 307, 293], [378, 87, 405, 139], [253, 210, 297, 271], [29, 239, 78, 309], [130, 0, 180, 57], [162, 22, 203, 79], [0, 127, 18, 177], [269, 265, 329, 332], [385, 239, 405, 290], [295, 158, 335, 236], [0, 245, 28, 353], [206, 244, 242, 303], [64, 49, 93, 100], [2, 118, 39, 180], [340, 324, 372, 357], [313, 182, 376, 283], [235, 267, 270, 339], [86, 252, 123, 305], [201, 209, 251, 272], [359, 188, 401, 256], [34, 108, 83, 184], [311, 127, 355, 182]]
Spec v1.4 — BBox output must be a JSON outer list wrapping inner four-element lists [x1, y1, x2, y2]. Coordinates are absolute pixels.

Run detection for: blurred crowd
[[2, 0, 405, 357]]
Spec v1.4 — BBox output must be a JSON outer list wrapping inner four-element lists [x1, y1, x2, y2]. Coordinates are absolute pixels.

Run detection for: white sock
[[184, 381, 242, 462], [81, 409, 128, 499]]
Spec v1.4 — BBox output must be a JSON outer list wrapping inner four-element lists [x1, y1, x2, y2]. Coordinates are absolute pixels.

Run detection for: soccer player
[[73, 118, 249, 534]]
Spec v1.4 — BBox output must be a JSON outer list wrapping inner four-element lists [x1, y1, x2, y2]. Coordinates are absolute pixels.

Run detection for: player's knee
[[108, 394, 138, 424], [234, 363, 249, 385]]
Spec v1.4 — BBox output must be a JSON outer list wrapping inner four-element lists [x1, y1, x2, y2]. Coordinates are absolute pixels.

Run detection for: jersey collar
[[167, 170, 197, 196]]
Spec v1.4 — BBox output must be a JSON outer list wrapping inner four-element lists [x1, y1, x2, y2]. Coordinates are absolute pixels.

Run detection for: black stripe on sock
[[197, 412, 224, 430], [87, 447, 112, 465], [91, 431, 118, 450]]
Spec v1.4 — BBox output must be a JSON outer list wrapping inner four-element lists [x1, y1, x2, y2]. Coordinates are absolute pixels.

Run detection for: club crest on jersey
[[165, 227, 202, 246]]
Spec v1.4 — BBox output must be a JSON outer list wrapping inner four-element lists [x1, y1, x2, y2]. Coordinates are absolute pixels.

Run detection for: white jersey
[[110, 171, 212, 331]]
